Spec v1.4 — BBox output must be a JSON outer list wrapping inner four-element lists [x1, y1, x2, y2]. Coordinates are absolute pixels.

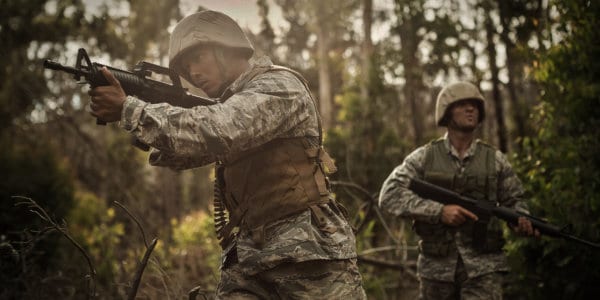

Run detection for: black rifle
[[43, 48, 217, 125], [408, 177, 600, 249]]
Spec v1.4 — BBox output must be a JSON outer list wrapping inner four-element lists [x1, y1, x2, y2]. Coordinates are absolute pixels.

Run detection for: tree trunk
[[485, 15, 508, 152], [398, 17, 424, 144], [361, 0, 373, 102], [316, 21, 333, 130], [498, 0, 526, 149]]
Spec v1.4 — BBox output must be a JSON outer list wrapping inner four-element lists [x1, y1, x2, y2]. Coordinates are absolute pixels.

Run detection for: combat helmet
[[435, 81, 486, 126], [168, 10, 254, 79]]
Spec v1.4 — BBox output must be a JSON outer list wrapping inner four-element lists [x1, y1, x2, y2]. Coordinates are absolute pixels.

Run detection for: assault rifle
[[43, 48, 217, 125], [408, 178, 600, 249]]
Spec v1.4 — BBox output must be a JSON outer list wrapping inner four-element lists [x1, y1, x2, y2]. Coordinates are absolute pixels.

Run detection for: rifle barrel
[[43, 60, 88, 77]]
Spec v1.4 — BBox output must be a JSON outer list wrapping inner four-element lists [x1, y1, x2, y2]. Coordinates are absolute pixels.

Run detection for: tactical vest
[[414, 139, 505, 257], [213, 63, 338, 249], [215, 137, 336, 247]]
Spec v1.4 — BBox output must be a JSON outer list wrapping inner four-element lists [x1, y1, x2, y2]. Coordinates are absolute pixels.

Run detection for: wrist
[[431, 203, 445, 224], [119, 96, 147, 132]]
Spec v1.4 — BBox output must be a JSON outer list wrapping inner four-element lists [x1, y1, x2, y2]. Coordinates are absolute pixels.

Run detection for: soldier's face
[[448, 99, 480, 132], [182, 46, 224, 97]]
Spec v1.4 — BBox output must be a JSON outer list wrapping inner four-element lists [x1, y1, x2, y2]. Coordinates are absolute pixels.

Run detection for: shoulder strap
[[266, 65, 324, 146], [423, 138, 444, 171]]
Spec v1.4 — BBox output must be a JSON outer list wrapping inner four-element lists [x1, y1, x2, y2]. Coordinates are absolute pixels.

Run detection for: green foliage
[[327, 49, 418, 299], [5, 0, 600, 298], [0, 129, 76, 299], [326, 53, 409, 192], [506, 1, 600, 298], [0, 1, 204, 298], [66, 190, 125, 293], [0, 0, 132, 129], [355, 219, 384, 297], [143, 211, 221, 298]]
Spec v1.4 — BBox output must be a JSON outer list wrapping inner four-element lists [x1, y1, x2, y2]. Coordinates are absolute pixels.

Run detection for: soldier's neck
[[447, 129, 475, 159]]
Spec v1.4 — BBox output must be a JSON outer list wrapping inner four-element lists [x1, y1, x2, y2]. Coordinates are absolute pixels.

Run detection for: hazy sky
[[76, 0, 284, 34], [179, 0, 284, 34]]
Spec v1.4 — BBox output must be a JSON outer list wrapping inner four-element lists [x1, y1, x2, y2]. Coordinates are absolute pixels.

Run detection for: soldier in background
[[378, 82, 538, 299], [88, 10, 365, 299]]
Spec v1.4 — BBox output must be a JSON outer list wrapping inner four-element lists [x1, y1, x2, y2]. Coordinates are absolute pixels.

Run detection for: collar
[[219, 56, 273, 100], [441, 132, 479, 159]]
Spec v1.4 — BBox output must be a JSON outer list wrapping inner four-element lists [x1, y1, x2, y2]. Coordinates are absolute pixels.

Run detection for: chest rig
[[414, 139, 504, 256], [212, 64, 337, 249]]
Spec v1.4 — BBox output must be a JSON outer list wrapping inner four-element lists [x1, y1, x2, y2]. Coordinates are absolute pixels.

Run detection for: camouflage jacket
[[119, 56, 357, 275], [378, 134, 528, 281]]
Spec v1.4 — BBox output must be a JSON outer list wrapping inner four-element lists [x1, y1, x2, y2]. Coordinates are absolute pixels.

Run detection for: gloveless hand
[[88, 67, 127, 123], [440, 204, 478, 226], [512, 216, 541, 237]]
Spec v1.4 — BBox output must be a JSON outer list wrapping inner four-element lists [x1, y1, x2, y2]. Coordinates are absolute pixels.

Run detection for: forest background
[[1, 0, 599, 299]]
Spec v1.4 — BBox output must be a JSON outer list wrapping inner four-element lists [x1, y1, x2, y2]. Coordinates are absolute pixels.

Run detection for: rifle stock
[[408, 178, 600, 249]]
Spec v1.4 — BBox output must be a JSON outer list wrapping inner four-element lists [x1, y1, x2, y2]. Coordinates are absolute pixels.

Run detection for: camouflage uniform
[[119, 54, 365, 299], [379, 134, 527, 299]]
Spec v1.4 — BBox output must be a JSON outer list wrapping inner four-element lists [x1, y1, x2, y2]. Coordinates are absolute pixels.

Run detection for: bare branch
[[359, 245, 418, 256], [13, 196, 97, 299], [331, 181, 375, 201], [128, 238, 158, 300], [114, 201, 149, 248], [357, 255, 417, 281], [332, 180, 402, 244], [113, 201, 160, 299]]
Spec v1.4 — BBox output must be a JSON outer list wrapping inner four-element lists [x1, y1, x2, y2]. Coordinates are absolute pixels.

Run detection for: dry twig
[[113, 201, 159, 300], [13, 196, 97, 299]]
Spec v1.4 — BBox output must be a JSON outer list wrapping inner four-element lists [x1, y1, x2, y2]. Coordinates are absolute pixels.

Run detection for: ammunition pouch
[[414, 222, 456, 257], [473, 217, 505, 253]]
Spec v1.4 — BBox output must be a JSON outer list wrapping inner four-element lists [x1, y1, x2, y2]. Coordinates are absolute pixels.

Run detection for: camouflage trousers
[[216, 258, 366, 299], [419, 257, 504, 300]]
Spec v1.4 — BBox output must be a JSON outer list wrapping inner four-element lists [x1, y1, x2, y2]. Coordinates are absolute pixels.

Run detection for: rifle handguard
[[408, 178, 600, 249]]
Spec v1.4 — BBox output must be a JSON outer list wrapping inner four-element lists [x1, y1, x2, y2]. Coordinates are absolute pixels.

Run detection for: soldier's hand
[[88, 67, 127, 123], [512, 216, 540, 237], [441, 204, 478, 226]]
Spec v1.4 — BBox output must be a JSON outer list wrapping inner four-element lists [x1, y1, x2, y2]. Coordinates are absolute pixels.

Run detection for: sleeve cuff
[[119, 96, 147, 132], [427, 202, 445, 224]]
